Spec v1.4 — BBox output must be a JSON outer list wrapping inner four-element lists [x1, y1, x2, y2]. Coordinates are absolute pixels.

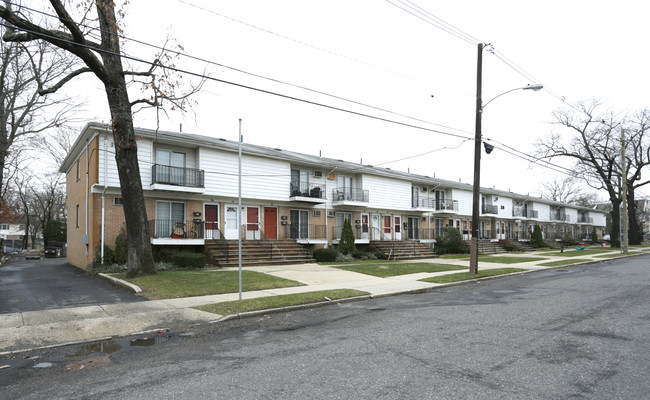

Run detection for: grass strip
[[594, 251, 642, 259], [479, 256, 547, 264], [420, 268, 526, 284], [194, 289, 369, 316], [334, 262, 466, 277], [538, 258, 592, 267], [112, 270, 303, 299], [538, 248, 614, 257]]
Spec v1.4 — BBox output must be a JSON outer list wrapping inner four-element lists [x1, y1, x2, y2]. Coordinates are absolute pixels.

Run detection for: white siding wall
[[362, 174, 411, 210], [592, 212, 606, 226], [495, 196, 513, 218], [452, 188, 473, 215], [98, 134, 153, 188], [533, 202, 551, 222], [200, 148, 288, 201], [565, 207, 579, 223]]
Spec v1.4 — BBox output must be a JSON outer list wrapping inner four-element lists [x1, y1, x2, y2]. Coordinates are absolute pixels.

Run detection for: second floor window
[[156, 149, 186, 185]]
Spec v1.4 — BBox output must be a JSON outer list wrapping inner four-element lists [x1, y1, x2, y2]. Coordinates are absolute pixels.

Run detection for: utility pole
[[469, 43, 483, 274], [621, 128, 628, 254]]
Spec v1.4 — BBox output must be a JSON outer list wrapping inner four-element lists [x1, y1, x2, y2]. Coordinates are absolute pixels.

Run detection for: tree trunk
[[97, 3, 155, 277], [627, 189, 641, 245], [609, 199, 621, 247]]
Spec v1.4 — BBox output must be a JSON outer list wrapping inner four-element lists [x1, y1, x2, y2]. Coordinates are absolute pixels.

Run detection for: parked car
[[44, 247, 62, 258]]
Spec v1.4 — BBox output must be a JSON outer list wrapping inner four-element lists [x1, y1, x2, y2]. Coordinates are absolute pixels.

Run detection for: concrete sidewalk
[[1, 247, 646, 354]]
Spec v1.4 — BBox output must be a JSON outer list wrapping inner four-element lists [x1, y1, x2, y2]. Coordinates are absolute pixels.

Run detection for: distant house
[[59, 123, 608, 269], [0, 222, 25, 253]]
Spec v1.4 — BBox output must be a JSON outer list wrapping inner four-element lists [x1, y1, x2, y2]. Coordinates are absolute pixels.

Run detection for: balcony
[[526, 210, 539, 219], [550, 213, 571, 222], [577, 216, 594, 224], [151, 164, 205, 193], [481, 204, 499, 215], [149, 219, 205, 245], [289, 182, 326, 203], [331, 188, 369, 206], [280, 224, 327, 243]]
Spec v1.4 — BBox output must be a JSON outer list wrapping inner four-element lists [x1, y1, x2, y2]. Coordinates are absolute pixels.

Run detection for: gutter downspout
[[324, 167, 337, 248], [101, 134, 107, 264], [85, 138, 90, 257]]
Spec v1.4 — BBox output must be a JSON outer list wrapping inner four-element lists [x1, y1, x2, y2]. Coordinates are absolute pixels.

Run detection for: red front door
[[205, 204, 218, 239], [264, 207, 278, 239]]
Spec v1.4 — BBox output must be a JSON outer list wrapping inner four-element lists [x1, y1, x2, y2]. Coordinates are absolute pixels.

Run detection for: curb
[[97, 273, 142, 293]]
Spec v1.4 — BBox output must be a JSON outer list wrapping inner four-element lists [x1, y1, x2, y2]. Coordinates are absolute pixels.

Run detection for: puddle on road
[[67, 341, 121, 357], [130, 335, 170, 347]]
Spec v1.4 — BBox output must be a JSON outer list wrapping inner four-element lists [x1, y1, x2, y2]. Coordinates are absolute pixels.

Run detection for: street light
[[469, 43, 543, 274]]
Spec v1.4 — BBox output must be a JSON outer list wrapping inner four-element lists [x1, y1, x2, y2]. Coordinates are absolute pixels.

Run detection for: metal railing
[[577, 216, 594, 224], [152, 164, 204, 187], [481, 204, 499, 215], [280, 224, 327, 240], [332, 188, 369, 203], [436, 199, 459, 211], [330, 225, 364, 240], [526, 210, 539, 219], [289, 182, 326, 199], [149, 219, 205, 239]]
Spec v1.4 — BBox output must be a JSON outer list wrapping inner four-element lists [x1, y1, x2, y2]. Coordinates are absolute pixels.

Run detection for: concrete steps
[[206, 239, 314, 267], [369, 240, 437, 260]]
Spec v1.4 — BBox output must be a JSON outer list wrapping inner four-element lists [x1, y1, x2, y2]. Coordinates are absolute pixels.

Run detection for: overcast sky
[[67, 0, 650, 199]]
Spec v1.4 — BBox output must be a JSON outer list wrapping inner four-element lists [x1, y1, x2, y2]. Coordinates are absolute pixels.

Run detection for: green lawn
[[538, 248, 614, 257], [479, 256, 548, 264], [334, 262, 466, 277], [538, 258, 592, 267], [112, 270, 303, 299], [594, 251, 642, 259], [419, 268, 526, 284], [195, 289, 369, 316]]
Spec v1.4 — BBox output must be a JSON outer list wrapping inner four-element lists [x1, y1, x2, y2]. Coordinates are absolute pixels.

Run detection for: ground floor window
[[156, 201, 185, 237]]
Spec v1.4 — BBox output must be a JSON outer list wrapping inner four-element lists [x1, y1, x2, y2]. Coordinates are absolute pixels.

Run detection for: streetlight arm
[[482, 84, 543, 110]]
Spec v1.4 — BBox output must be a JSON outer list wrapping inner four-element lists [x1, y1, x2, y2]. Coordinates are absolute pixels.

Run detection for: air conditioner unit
[[313, 170, 323, 178], [313, 210, 322, 217], [421, 187, 427, 192], [327, 210, 336, 218]]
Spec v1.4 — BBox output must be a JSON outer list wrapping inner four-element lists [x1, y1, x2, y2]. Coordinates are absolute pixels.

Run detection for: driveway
[[0, 257, 144, 314]]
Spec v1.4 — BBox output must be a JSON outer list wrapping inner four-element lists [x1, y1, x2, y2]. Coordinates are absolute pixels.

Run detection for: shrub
[[93, 245, 114, 265], [531, 225, 545, 248], [352, 251, 376, 260], [561, 234, 576, 246], [338, 218, 356, 255], [172, 252, 206, 269], [591, 229, 598, 243], [313, 248, 338, 262], [374, 251, 388, 260], [113, 226, 128, 265], [436, 227, 465, 254]]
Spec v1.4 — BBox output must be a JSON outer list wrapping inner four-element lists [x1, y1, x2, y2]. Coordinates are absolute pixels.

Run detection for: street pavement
[[1, 247, 648, 354]]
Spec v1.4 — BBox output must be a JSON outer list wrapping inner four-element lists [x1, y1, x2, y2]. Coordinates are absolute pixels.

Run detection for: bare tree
[[30, 172, 65, 247], [32, 125, 78, 167], [1, 1, 201, 276], [0, 22, 76, 198], [538, 177, 599, 207], [536, 100, 650, 246]]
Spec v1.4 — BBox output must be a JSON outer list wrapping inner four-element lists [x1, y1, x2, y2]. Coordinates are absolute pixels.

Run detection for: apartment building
[[59, 123, 607, 269]]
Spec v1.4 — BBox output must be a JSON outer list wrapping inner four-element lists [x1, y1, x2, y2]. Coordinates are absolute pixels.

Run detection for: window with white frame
[[155, 201, 185, 237], [155, 149, 186, 185], [0, 224, 8, 230]]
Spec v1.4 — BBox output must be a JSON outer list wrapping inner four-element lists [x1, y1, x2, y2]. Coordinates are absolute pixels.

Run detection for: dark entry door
[[264, 207, 278, 239]]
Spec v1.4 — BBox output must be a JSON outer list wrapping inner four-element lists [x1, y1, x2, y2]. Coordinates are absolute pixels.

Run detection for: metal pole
[[621, 128, 628, 254], [470, 43, 483, 274], [238, 119, 243, 300]]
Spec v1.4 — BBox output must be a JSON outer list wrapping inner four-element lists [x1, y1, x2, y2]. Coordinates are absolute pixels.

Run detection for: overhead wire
[[1, 3, 606, 183]]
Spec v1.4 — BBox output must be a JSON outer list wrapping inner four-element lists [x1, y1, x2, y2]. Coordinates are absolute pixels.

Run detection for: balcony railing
[[526, 210, 539, 219], [577, 216, 594, 224], [289, 182, 326, 199], [436, 199, 458, 211], [331, 225, 363, 240], [332, 188, 369, 203], [152, 164, 204, 187], [149, 219, 205, 239], [482, 204, 499, 215], [280, 224, 327, 240]]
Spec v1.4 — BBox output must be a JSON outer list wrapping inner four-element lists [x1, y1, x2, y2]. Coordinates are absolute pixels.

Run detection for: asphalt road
[[0, 257, 143, 313], [1, 255, 649, 399]]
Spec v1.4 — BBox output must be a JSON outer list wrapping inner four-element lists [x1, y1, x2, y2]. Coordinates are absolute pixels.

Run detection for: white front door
[[394, 216, 402, 240], [372, 214, 380, 240], [225, 205, 239, 239], [361, 213, 369, 240]]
